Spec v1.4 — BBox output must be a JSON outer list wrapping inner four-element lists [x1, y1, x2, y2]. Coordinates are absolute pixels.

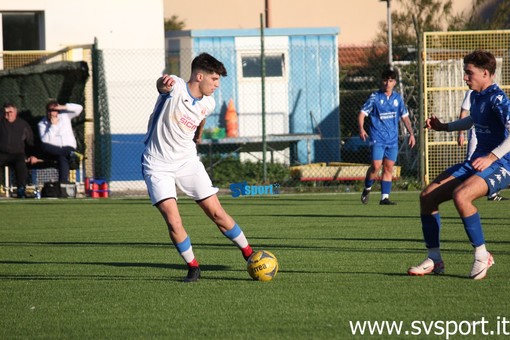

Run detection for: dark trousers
[[0, 152, 28, 187], [40, 143, 75, 183]]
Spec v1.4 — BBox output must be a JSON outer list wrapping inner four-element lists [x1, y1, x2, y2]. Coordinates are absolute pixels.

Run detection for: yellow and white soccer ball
[[247, 250, 278, 281]]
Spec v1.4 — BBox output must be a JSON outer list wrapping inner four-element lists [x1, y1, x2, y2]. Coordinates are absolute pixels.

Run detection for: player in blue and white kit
[[458, 89, 507, 201], [408, 50, 510, 280], [358, 69, 416, 205], [142, 53, 253, 282]]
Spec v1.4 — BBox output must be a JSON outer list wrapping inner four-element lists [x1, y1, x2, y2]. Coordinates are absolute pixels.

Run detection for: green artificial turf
[[1, 192, 509, 339]]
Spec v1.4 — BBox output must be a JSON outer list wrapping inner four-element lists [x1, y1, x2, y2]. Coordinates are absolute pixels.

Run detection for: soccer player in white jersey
[[142, 53, 253, 282], [408, 50, 510, 280], [358, 68, 416, 205], [458, 90, 507, 201]]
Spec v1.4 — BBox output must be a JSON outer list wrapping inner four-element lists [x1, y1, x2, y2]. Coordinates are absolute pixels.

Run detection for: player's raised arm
[[426, 115, 474, 132], [156, 74, 175, 94]]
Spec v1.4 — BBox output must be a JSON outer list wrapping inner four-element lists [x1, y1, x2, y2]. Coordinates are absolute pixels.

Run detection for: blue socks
[[421, 214, 441, 249], [224, 224, 242, 239], [381, 180, 392, 196], [421, 212, 485, 249], [364, 178, 374, 189], [462, 212, 485, 247]]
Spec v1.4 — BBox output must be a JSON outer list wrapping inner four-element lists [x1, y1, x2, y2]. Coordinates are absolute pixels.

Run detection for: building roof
[[339, 45, 387, 67], [166, 27, 339, 38]]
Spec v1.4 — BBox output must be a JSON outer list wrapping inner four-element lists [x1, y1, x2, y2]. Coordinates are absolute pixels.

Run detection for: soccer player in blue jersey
[[458, 90, 508, 201], [142, 53, 253, 282], [358, 68, 416, 205], [408, 50, 510, 280]]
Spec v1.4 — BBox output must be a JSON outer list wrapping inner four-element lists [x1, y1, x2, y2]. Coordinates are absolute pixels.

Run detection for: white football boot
[[469, 252, 494, 280], [408, 258, 444, 276]]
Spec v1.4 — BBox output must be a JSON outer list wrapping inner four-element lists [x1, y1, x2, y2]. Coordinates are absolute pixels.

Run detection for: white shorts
[[142, 155, 218, 205]]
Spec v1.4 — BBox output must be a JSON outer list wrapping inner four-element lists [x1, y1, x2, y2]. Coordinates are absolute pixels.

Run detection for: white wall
[[0, 0, 166, 134], [0, 0, 164, 49]]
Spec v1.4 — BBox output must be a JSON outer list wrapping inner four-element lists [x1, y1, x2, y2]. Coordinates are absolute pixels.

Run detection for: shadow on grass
[[0, 259, 228, 270], [385, 272, 476, 280], [248, 236, 510, 246], [2, 238, 510, 252], [0, 260, 500, 282], [227, 213, 510, 223], [0, 273, 252, 282], [0, 260, 254, 282]]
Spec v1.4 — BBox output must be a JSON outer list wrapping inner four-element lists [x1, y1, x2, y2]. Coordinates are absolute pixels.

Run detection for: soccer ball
[[247, 250, 278, 281]]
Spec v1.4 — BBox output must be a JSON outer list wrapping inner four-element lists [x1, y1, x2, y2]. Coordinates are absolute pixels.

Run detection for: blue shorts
[[447, 160, 510, 196], [370, 143, 398, 162]]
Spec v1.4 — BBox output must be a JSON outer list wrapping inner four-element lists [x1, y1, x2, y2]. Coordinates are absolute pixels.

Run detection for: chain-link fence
[[4, 29, 509, 197], [162, 30, 344, 192], [174, 47, 338, 176], [338, 45, 420, 191], [0, 40, 417, 196]]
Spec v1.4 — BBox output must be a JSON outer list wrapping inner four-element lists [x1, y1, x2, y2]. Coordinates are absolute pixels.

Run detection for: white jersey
[[461, 90, 473, 111], [143, 76, 215, 169], [461, 90, 477, 160], [38, 103, 82, 149]]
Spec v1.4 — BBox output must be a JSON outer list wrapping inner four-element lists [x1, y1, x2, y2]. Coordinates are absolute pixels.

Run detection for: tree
[[374, 0, 510, 58], [164, 15, 186, 31], [163, 15, 186, 75], [461, 0, 510, 30], [374, 0, 461, 61]]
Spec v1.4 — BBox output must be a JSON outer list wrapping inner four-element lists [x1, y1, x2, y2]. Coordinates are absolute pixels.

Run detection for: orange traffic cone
[[225, 99, 238, 138]]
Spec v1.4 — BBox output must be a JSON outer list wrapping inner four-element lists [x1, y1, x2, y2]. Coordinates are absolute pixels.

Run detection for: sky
[[163, 0, 472, 45]]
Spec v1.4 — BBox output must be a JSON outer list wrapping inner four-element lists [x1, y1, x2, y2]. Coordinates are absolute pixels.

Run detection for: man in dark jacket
[[0, 103, 40, 198]]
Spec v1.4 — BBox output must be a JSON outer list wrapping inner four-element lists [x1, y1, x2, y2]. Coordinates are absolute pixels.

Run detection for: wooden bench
[[2, 157, 83, 198], [290, 162, 401, 182]]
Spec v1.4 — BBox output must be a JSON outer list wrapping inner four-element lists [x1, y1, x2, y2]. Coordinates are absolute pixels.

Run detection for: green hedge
[[204, 157, 290, 187]]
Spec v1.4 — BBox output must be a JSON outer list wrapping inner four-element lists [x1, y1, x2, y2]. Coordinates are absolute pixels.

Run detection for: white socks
[[474, 244, 489, 261]]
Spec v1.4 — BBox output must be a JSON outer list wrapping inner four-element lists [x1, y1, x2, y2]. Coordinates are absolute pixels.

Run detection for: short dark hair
[[191, 53, 227, 77], [46, 99, 59, 111], [381, 68, 398, 80], [464, 50, 497, 75], [2, 102, 17, 110]]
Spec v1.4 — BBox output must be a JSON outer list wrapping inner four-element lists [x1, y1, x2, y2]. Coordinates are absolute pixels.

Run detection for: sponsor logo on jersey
[[380, 111, 397, 120], [179, 113, 199, 130], [474, 123, 491, 134]]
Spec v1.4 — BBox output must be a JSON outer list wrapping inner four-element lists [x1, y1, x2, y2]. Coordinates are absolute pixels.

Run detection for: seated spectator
[[38, 100, 83, 184], [0, 102, 42, 198]]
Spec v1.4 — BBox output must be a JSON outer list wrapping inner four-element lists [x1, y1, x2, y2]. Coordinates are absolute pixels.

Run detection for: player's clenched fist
[[156, 74, 175, 94], [425, 115, 447, 131]]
